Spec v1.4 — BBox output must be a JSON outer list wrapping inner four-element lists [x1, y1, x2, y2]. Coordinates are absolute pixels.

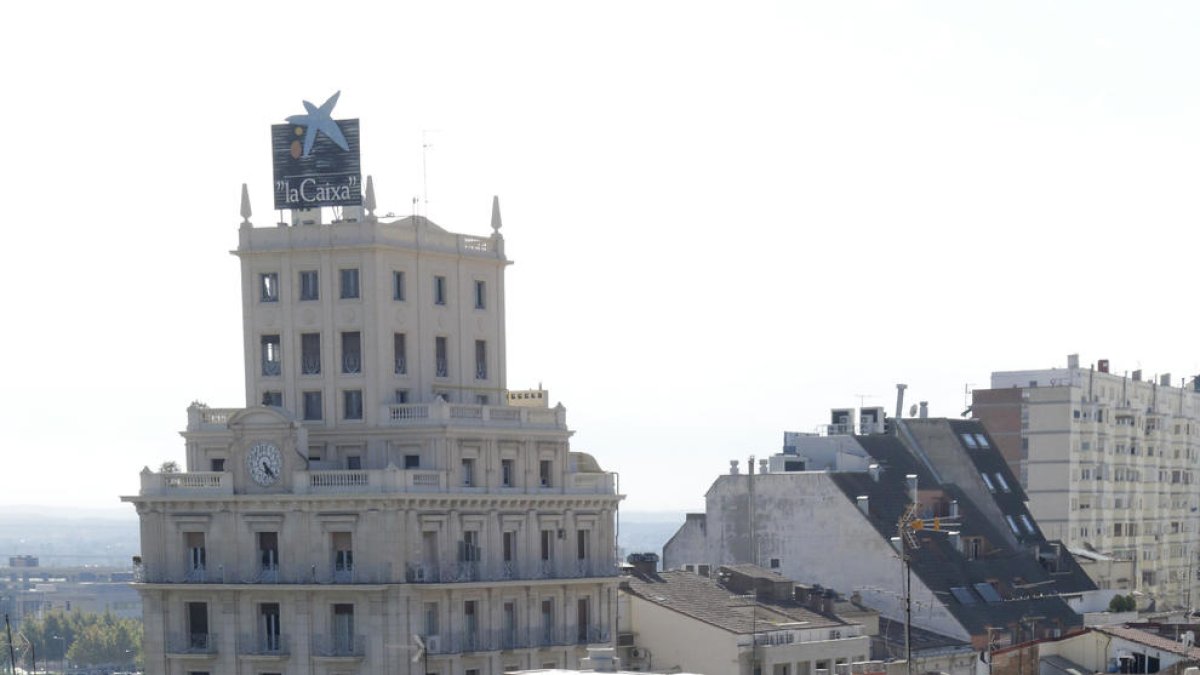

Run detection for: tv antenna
[[421, 129, 442, 217]]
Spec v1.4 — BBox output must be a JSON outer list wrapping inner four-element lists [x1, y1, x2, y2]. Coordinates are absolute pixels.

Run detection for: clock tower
[[124, 93, 622, 675]]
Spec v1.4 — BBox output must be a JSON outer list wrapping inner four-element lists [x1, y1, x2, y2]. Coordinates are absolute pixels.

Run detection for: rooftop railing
[[139, 466, 615, 497]]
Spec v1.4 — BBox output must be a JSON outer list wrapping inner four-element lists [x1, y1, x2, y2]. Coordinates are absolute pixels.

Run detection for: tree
[[1108, 594, 1136, 612], [17, 610, 142, 670], [159, 460, 181, 473]]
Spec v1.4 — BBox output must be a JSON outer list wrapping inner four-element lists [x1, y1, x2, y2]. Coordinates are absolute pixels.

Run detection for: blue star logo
[[286, 91, 350, 158]]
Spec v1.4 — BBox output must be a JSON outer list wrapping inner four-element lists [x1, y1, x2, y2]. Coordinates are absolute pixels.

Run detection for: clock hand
[[263, 461, 276, 478]]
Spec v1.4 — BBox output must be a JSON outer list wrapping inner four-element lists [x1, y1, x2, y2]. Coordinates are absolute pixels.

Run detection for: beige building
[[973, 355, 1200, 611], [124, 181, 622, 673], [619, 563, 873, 675]]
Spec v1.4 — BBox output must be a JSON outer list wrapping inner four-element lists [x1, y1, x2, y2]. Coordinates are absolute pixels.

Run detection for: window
[[435, 337, 448, 377], [262, 391, 282, 407], [393, 271, 406, 301], [339, 268, 360, 299], [503, 531, 516, 563], [332, 532, 353, 576], [260, 273, 279, 302], [770, 558, 780, 569], [475, 340, 487, 380], [577, 597, 590, 643], [299, 270, 319, 300], [209, 458, 225, 472], [434, 275, 447, 305], [577, 530, 589, 560], [423, 601, 439, 636], [261, 335, 281, 376], [260, 603, 281, 652], [465, 600, 479, 648], [541, 530, 553, 561], [981, 473, 996, 492], [1020, 514, 1036, 535], [404, 454, 420, 469], [394, 333, 407, 375], [346, 455, 361, 470], [540, 460, 552, 487], [1006, 515, 1021, 535], [258, 531, 279, 571], [187, 601, 210, 648], [332, 604, 354, 654], [476, 394, 489, 405], [395, 389, 410, 404], [994, 473, 1011, 493], [460, 531, 481, 565], [474, 280, 486, 309], [974, 433, 989, 448], [501, 459, 515, 487], [301, 333, 321, 374], [462, 458, 476, 486], [303, 391, 323, 421], [502, 602, 517, 648], [541, 599, 555, 643], [961, 433, 978, 449], [341, 331, 362, 374], [185, 532, 207, 580], [343, 389, 363, 420]]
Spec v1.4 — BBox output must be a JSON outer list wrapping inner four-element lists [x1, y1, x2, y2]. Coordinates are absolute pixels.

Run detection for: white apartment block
[[973, 354, 1200, 611], [124, 191, 622, 674]]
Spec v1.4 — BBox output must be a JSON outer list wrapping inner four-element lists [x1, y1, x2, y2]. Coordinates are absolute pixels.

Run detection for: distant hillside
[[0, 506, 686, 569], [617, 511, 688, 561], [0, 507, 139, 567]]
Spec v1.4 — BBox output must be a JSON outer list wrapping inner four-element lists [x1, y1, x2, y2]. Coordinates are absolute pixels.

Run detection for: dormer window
[[994, 473, 1011, 493], [981, 473, 996, 492]]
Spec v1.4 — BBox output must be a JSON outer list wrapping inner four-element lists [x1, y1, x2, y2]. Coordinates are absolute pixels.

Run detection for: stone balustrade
[[139, 466, 615, 497]]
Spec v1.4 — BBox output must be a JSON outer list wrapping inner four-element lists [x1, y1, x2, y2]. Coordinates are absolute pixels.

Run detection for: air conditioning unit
[[426, 635, 441, 652], [630, 647, 648, 660]]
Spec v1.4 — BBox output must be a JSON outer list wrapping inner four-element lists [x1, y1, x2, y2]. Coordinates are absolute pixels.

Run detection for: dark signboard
[[272, 118, 362, 210]]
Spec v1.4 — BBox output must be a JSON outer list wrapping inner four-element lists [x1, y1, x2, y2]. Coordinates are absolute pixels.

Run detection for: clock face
[[247, 442, 282, 486]]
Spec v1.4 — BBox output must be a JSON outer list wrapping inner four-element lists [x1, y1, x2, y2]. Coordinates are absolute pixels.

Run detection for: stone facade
[[124, 193, 621, 674]]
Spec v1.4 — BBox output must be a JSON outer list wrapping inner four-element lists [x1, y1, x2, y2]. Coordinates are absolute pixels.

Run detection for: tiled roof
[[622, 570, 848, 635], [828, 420, 1093, 638], [1095, 625, 1200, 660]]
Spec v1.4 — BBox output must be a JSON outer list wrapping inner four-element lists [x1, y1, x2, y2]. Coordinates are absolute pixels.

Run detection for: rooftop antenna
[[421, 129, 442, 218], [855, 394, 873, 408]]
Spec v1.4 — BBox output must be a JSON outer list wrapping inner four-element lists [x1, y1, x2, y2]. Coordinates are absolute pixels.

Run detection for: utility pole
[[4, 614, 14, 675], [894, 475, 961, 675]]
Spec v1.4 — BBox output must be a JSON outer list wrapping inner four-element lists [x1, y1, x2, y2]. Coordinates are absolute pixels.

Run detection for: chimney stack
[[857, 496, 869, 516], [918, 401, 928, 419], [895, 384, 908, 419], [906, 474, 918, 503]]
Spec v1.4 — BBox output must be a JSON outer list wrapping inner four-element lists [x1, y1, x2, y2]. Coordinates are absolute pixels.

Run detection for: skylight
[[973, 582, 1003, 603], [950, 586, 979, 605]]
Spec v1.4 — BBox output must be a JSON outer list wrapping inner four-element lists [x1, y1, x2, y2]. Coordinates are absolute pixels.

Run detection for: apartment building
[[973, 355, 1200, 611]]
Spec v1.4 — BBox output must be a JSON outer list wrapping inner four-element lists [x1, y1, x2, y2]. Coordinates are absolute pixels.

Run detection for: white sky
[[3, 2, 1200, 514]]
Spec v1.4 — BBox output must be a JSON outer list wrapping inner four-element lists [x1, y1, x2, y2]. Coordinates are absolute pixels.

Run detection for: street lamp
[[52, 635, 65, 674]]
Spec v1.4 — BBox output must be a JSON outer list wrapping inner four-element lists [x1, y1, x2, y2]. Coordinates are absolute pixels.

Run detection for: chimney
[[906, 474, 918, 503], [1161, 373, 1172, 387], [869, 463, 881, 482], [748, 456, 756, 475], [918, 401, 928, 419], [730, 460, 740, 476], [759, 458, 769, 474], [949, 500, 959, 518], [626, 552, 659, 576], [1068, 353, 1080, 369], [948, 531, 962, 554], [1133, 370, 1142, 382], [895, 384, 908, 419], [857, 496, 870, 516]]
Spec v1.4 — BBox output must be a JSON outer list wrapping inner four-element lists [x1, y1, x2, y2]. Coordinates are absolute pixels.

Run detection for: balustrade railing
[[426, 626, 608, 654], [238, 633, 288, 655], [167, 632, 218, 654], [311, 634, 365, 657], [342, 353, 361, 374], [394, 356, 407, 375], [302, 355, 321, 375]]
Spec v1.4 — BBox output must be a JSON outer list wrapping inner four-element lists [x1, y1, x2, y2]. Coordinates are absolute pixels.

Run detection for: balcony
[[405, 559, 618, 585], [166, 632, 218, 655], [238, 633, 288, 656], [426, 626, 611, 654], [311, 634, 365, 658], [384, 399, 567, 430]]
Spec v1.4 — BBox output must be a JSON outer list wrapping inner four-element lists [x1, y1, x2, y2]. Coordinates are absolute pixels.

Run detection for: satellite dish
[[909, 404, 918, 417]]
